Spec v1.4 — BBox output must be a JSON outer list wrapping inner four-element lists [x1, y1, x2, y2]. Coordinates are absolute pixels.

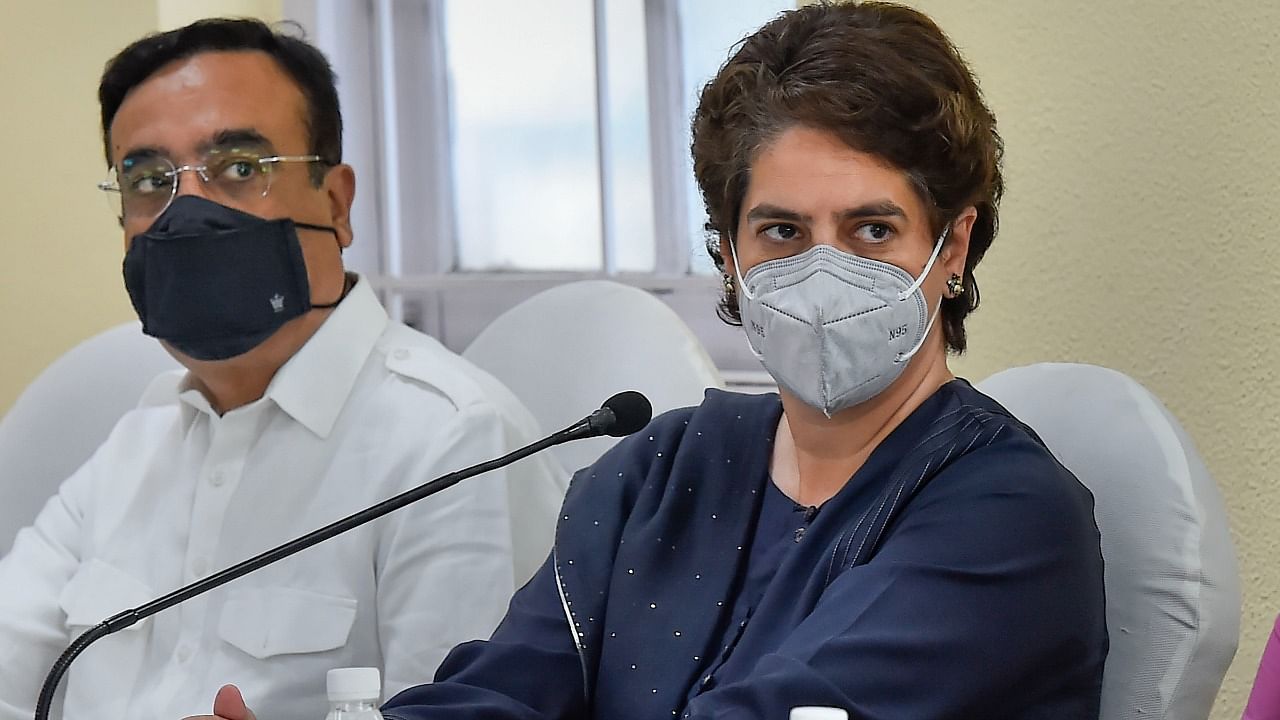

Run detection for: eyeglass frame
[[97, 150, 330, 221]]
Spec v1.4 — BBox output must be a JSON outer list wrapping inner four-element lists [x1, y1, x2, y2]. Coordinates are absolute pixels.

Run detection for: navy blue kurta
[[384, 381, 1107, 719], [685, 480, 822, 711]]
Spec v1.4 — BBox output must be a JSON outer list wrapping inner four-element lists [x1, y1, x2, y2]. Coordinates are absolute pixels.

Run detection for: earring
[[723, 273, 736, 297], [946, 273, 965, 297]]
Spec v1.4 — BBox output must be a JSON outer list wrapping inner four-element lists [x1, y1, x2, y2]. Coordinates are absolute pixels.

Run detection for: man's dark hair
[[692, 1, 1004, 353], [98, 17, 341, 186]]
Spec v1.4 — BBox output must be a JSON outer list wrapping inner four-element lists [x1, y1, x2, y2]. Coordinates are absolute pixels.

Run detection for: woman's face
[[723, 125, 971, 313]]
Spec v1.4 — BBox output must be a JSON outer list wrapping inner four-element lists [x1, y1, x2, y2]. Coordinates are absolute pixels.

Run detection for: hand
[[183, 684, 257, 720]]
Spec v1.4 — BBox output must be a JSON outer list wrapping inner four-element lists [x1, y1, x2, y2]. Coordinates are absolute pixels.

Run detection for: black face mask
[[123, 195, 341, 361]]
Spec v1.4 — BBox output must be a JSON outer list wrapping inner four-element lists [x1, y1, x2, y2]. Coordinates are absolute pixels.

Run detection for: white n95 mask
[[732, 229, 947, 416]]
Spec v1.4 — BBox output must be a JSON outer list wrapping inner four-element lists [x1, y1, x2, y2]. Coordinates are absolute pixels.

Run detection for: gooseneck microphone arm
[[34, 391, 652, 720]]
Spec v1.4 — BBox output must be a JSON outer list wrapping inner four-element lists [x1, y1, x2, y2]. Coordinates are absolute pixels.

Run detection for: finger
[[212, 684, 257, 720]]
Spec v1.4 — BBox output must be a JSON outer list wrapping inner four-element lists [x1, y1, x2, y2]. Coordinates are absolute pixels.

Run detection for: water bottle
[[789, 708, 849, 720], [325, 667, 384, 720]]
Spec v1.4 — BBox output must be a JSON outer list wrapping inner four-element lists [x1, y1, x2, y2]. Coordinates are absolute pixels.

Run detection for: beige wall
[[0, 0, 283, 415], [157, 0, 280, 31], [0, 1, 158, 414], [907, 2, 1279, 717], [1, 0, 1275, 715]]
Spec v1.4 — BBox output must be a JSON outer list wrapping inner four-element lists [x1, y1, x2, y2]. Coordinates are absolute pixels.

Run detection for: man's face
[[108, 50, 354, 310]]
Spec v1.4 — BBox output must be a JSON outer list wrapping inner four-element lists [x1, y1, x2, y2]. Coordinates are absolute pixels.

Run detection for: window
[[283, 0, 791, 381]]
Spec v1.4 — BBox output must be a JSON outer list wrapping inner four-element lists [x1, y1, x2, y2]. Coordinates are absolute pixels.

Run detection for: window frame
[[283, 0, 769, 379]]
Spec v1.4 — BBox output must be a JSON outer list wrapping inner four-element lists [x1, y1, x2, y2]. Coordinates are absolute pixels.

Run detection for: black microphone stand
[[33, 401, 633, 720]]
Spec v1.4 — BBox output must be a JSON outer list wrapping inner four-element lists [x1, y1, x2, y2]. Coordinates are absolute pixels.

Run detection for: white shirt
[[0, 278, 568, 720]]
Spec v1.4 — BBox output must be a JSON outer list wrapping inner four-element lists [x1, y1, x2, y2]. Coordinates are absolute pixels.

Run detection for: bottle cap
[[327, 667, 381, 702], [789, 708, 849, 720]]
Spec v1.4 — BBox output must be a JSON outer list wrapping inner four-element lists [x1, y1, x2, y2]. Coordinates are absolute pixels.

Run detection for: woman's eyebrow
[[744, 200, 908, 225], [745, 204, 810, 224], [838, 200, 907, 221]]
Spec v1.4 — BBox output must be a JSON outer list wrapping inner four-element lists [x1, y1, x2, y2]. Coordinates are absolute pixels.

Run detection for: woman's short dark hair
[[98, 17, 341, 186], [692, 1, 1004, 353]]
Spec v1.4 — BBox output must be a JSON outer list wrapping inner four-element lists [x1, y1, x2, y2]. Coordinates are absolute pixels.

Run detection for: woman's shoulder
[[933, 379, 1056, 455], [561, 389, 779, 503], [656, 388, 780, 428], [611, 388, 780, 451], [923, 379, 1094, 512]]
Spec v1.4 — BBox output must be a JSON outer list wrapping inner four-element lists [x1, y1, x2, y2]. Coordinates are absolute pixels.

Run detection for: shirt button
[[393, 349, 410, 361], [176, 645, 192, 663], [209, 470, 226, 487]]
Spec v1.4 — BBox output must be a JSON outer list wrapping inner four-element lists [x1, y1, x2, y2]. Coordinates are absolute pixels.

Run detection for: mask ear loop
[[727, 235, 769, 362], [897, 224, 950, 301], [727, 235, 755, 301], [295, 222, 349, 309], [894, 224, 952, 363], [895, 297, 942, 364]]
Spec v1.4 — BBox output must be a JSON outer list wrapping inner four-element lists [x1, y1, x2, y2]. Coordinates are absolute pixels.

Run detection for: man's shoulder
[[130, 368, 186, 408], [368, 321, 539, 431], [106, 370, 187, 435], [371, 323, 487, 404]]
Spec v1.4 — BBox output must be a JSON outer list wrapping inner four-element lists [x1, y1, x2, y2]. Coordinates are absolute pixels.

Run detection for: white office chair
[[463, 280, 725, 474], [0, 321, 180, 556], [977, 363, 1239, 720]]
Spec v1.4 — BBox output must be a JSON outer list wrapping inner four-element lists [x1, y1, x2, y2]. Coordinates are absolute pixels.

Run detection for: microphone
[[566, 390, 652, 439], [33, 391, 653, 720]]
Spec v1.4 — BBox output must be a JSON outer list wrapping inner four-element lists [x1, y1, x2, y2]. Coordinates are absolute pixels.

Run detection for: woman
[[207, 3, 1106, 719]]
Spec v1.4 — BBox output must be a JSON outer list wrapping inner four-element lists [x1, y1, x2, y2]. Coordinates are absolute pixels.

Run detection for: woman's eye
[[854, 223, 893, 244], [761, 224, 799, 243]]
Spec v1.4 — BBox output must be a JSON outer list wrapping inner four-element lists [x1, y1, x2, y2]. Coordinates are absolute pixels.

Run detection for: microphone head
[[598, 391, 652, 437]]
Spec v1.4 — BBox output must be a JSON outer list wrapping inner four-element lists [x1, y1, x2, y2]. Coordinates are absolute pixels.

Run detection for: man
[[0, 18, 566, 720]]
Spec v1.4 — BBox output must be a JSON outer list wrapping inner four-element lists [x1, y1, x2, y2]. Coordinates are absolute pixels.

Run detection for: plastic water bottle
[[325, 667, 384, 720], [789, 708, 849, 720]]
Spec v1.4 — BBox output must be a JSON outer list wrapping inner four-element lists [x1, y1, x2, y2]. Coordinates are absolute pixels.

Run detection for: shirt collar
[[177, 276, 388, 438]]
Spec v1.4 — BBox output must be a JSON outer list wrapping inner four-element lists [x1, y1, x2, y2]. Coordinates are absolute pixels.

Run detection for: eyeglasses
[[98, 148, 327, 221]]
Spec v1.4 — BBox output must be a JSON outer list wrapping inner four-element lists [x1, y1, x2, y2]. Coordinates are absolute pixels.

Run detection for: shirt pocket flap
[[218, 586, 358, 660], [58, 559, 154, 630]]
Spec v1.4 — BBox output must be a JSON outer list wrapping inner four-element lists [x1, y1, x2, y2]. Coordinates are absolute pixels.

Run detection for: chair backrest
[[463, 280, 724, 474], [0, 321, 180, 556], [1244, 614, 1280, 720], [977, 363, 1240, 720]]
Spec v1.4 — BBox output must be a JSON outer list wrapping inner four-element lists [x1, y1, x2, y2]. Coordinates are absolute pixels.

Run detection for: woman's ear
[[942, 206, 978, 279], [720, 236, 738, 280]]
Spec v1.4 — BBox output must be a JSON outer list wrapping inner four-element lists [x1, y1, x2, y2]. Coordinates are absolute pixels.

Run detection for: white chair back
[[464, 281, 724, 474], [0, 322, 180, 555], [977, 363, 1239, 720]]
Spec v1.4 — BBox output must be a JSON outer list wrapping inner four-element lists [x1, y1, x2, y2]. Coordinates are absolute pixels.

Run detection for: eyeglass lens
[[114, 149, 275, 220]]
